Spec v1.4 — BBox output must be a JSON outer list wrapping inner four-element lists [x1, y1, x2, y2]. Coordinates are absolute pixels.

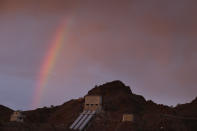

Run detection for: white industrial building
[[70, 95, 102, 131]]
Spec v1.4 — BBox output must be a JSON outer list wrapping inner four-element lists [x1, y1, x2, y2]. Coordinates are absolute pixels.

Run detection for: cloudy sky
[[0, 0, 197, 110]]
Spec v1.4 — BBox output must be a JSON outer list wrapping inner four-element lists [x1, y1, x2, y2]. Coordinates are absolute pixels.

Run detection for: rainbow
[[32, 21, 67, 108]]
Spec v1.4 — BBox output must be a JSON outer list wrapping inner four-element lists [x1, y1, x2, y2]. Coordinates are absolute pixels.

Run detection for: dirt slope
[[0, 80, 196, 131]]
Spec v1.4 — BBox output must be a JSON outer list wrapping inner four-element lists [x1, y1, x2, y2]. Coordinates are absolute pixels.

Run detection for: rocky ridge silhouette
[[0, 80, 196, 131]]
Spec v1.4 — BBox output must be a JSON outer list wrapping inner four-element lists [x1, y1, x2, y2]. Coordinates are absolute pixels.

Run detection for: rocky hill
[[0, 80, 197, 131], [0, 105, 13, 123]]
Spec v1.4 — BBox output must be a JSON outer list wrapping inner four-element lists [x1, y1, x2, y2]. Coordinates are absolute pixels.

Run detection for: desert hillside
[[0, 81, 197, 131]]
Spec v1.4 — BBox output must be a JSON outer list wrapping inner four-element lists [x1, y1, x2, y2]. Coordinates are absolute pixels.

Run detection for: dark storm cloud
[[65, 0, 197, 105], [0, 0, 196, 109], [0, 0, 77, 13]]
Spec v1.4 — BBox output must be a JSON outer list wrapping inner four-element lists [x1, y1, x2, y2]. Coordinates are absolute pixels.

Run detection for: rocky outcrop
[[0, 81, 196, 131], [0, 105, 13, 123]]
